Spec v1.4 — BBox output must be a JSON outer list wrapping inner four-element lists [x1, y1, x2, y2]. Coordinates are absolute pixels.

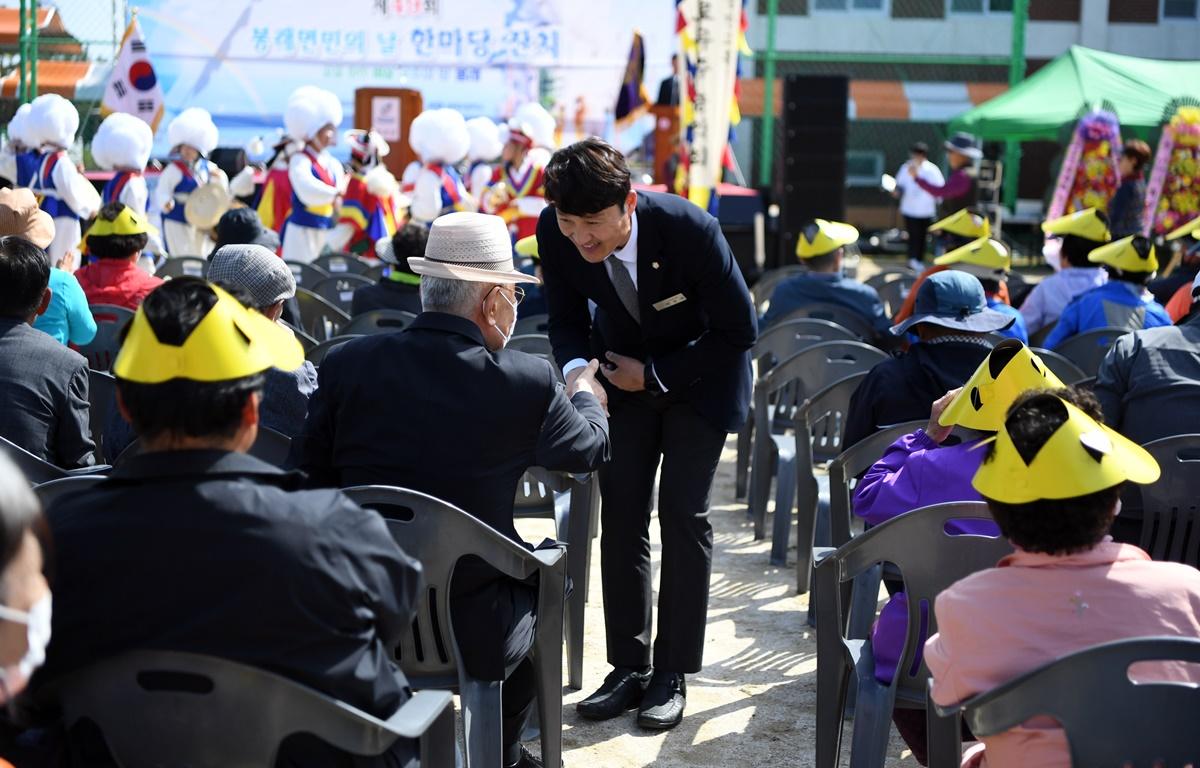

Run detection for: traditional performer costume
[[0, 103, 41, 189], [27, 94, 101, 267], [482, 102, 555, 240], [464, 116, 502, 206], [407, 108, 472, 225], [152, 108, 233, 258], [328, 129, 403, 256], [91, 112, 165, 264], [280, 87, 345, 264], [256, 132, 302, 235]]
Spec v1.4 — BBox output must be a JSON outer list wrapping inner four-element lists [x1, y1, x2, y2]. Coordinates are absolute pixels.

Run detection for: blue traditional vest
[[32, 151, 80, 221], [162, 159, 209, 223], [285, 149, 337, 229], [102, 170, 144, 210], [15, 150, 41, 188]]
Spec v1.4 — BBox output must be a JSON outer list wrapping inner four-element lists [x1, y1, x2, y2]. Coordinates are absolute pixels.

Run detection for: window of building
[[948, 0, 1014, 13], [846, 150, 885, 187], [1163, 0, 1199, 19], [812, 0, 887, 12]]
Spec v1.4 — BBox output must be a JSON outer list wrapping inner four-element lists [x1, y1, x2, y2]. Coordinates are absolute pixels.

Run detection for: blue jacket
[[1044, 280, 1172, 350], [988, 297, 1028, 344], [760, 271, 891, 334], [32, 268, 97, 347]]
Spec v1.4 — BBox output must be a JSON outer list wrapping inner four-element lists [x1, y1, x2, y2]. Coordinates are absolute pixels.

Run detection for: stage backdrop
[[131, 0, 675, 157]]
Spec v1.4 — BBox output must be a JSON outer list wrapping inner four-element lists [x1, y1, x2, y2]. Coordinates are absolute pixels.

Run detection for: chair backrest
[[342, 309, 417, 336], [514, 313, 550, 336], [294, 286, 351, 341], [761, 341, 887, 436], [776, 303, 877, 341], [305, 335, 363, 366], [80, 305, 135, 372], [827, 419, 926, 547], [513, 465, 572, 518], [864, 267, 918, 291], [363, 263, 387, 282], [56, 649, 413, 766], [342, 486, 546, 688], [283, 260, 332, 289], [313, 252, 373, 276], [752, 319, 859, 373], [156, 256, 207, 280], [87, 369, 115, 460], [1138, 434, 1200, 568], [798, 371, 870, 464], [248, 427, 293, 468], [1054, 326, 1128, 377], [0, 434, 68, 484], [282, 321, 319, 353], [507, 333, 554, 358], [312, 274, 375, 315], [34, 475, 106, 507], [1028, 347, 1088, 385], [752, 265, 807, 312], [954, 637, 1200, 767], [875, 276, 918, 319], [818, 501, 1011, 697]]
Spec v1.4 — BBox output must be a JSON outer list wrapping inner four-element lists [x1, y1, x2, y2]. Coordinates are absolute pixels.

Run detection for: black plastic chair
[[306, 335, 363, 367], [312, 274, 375, 315], [115, 427, 293, 469], [863, 267, 918, 291], [295, 286, 351, 341], [343, 309, 417, 336], [54, 649, 455, 767], [747, 341, 887, 545], [1028, 346, 1088, 385], [507, 334, 554, 358], [87, 369, 115, 462], [875, 276, 917, 320], [343, 486, 565, 768], [1053, 326, 1128, 377], [364, 262, 388, 281], [752, 265, 807, 314], [282, 321, 319, 353], [812, 501, 1011, 768], [156, 256, 207, 279], [314, 252, 373, 276], [776, 303, 877, 342], [514, 314, 550, 336], [512, 465, 599, 690], [33, 475, 105, 507], [0, 435, 109, 485], [79, 305, 134, 372], [1137, 434, 1200, 568], [284, 260, 332, 289], [786, 371, 870, 591], [930, 637, 1200, 768]]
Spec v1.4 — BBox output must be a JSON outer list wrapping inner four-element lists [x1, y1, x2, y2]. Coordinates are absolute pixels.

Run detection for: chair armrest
[[378, 690, 455, 740], [532, 546, 566, 569], [66, 465, 111, 476], [812, 547, 837, 567]]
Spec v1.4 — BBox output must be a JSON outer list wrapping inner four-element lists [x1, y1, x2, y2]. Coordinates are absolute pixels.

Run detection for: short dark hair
[[804, 251, 840, 272], [1103, 235, 1156, 285], [87, 202, 150, 260], [982, 388, 1119, 555], [1060, 210, 1108, 267], [910, 142, 929, 156], [1122, 139, 1151, 173], [116, 278, 264, 442], [0, 235, 50, 319], [390, 223, 429, 277], [544, 138, 631, 216]]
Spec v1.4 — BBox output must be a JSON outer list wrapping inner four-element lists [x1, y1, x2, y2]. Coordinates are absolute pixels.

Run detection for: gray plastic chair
[[863, 268, 918, 291], [34, 474, 105, 507], [54, 649, 455, 767], [513, 465, 599, 690], [80, 305, 135, 372], [1028, 346, 1088, 385], [0, 435, 109, 485], [343, 309, 417, 336], [874, 276, 917, 320], [776, 303, 878, 341], [929, 637, 1200, 768], [314, 252, 373, 276], [87, 369, 115, 462], [1137, 434, 1200, 568], [284, 260, 332, 289], [1053, 325, 1128, 377], [514, 314, 550, 336], [747, 341, 887, 544], [305, 335, 363, 367], [312, 274, 375, 315], [507, 334, 554, 358], [736, 319, 861, 500], [785, 371, 870, 591], [812, 501, 1011, 768], [156, 256, 208, 279], [295, 286, 351, 341], [343, 486, 566, 768], [752, 264, 807, 314]]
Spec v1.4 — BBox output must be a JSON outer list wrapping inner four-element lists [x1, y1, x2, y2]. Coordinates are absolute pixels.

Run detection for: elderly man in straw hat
[[294, 211, 610, 768]]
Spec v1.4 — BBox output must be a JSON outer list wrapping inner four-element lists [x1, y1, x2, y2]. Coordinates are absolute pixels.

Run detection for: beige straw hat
[[407, 211, 540, 284]]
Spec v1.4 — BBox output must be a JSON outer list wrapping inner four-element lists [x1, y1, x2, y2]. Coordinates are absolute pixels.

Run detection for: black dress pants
[[599, 393, 727, 673], [904, 215, 932, 264]]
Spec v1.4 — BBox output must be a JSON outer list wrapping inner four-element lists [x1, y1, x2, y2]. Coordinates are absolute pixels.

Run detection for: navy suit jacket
[[537, 190, 756, 433]]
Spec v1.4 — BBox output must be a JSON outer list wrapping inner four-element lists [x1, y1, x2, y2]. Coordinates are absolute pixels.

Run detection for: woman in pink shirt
[[925, 391, 1200, 768]]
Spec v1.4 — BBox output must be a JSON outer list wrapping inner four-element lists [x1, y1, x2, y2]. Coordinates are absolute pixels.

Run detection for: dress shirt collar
[[410, 310, 487, 348], [996, 538, 1148, 570], [611, 210, 638, 264]]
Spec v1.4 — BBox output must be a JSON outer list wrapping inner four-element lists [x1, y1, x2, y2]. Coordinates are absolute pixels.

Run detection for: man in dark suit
[[537, 138, 756, 730], [0, 235, 94, 468], [293, 211, 610, 768], [655, 54, 681, 107]]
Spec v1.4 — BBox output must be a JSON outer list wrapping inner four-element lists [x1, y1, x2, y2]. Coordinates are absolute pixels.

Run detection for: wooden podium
[[353, 88, 424, 180], [649, 104, 680, 186]]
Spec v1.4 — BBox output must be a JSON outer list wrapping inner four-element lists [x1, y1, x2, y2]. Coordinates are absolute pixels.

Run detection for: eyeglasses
[[493, 285, 526, 307]]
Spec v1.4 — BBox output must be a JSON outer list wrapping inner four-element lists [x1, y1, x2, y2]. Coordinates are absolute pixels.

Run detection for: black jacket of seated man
[[537, 179, 756, 681], [33, 450, 422, 768]]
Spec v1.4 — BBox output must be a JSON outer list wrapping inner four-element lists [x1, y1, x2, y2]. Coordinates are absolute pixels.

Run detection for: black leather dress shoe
[[636, 671, 686, 730], [506, 745, 545, 768], [575, 666, 653, 720]]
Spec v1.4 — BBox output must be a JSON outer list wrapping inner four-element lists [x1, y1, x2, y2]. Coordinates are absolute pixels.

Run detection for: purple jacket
[[852, 430, 1001, 683]]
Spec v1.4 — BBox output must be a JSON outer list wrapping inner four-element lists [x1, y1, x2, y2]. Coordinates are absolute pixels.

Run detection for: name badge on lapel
[[653, 293, 687, 311]]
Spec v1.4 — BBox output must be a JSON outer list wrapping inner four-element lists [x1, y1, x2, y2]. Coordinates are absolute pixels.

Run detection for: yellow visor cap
[[972, 393, 1160, 503], [113, 283, 305, 384], [795, 219, 859, 259], [86, 205, 158, 238], [1088, 234, 1158, 273], [515, 235, 539, 259], [934, 237, 1011, 273], [929, 209, 990, 239], [939, 339, 1066, 431], [1040, 207, 1111, 242], [1165, 214, 1200, 241]]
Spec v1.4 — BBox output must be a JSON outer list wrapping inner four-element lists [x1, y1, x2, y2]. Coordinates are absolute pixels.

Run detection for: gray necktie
[[607, 254, 640, 323]]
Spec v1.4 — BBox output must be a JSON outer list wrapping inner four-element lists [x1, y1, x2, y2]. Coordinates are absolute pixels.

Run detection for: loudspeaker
[[775, 75, 849, 268]]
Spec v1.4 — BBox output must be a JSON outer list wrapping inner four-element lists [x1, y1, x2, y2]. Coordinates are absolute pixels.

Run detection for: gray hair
[[420, 276, 490, 316]]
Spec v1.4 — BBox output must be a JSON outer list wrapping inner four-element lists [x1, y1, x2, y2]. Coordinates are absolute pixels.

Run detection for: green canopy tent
[[950, 45, 1200, 142]]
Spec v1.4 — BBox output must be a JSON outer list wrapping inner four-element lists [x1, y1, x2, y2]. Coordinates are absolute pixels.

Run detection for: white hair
[[420, 277, 489, 316]]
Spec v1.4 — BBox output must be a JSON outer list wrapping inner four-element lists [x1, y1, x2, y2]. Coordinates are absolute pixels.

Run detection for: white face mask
[[486, 289, 520, 347], [0, 593, 52, 683]]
